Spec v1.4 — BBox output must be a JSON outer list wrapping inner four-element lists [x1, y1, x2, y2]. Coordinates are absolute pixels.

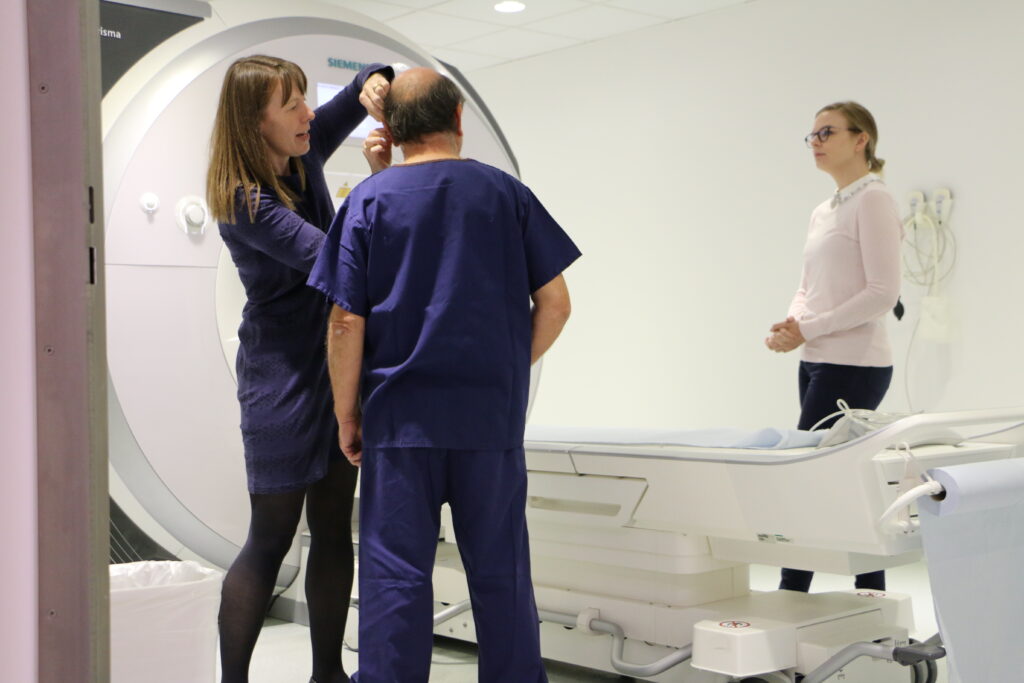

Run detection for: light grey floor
[[239, 561, 947, 682], [242, 624, 628, 682]]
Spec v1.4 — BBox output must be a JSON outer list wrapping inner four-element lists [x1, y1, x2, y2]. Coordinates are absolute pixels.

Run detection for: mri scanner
[[103, 0, 526, 609], [103, 2, 1023, 681], [102, 0, 532, 622]]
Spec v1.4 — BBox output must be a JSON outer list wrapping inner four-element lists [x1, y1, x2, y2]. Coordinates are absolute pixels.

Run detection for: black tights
[[219, 459, 358, 683]]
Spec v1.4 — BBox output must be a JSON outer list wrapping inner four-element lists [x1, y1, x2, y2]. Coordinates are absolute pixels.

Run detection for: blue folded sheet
[[524, 425, 824, 450]]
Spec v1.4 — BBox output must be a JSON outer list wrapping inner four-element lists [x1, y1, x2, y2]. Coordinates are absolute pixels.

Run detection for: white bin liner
[[110, 560, 223, 683]]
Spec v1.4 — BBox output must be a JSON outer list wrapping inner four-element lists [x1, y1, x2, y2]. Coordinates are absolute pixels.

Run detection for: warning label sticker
[[718, 620, 752, 629]]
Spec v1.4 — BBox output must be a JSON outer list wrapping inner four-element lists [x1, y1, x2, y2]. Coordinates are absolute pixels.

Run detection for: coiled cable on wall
[[902, 198, 956, 291], [902, 191, 957, 411]]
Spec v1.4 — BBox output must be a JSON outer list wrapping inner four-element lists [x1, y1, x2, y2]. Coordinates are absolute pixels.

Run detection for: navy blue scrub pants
[[779, 361, 894, 593], [353, 446, 547, 683]]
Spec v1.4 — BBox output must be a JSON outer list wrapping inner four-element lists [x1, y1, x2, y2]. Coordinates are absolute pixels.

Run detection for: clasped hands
[[765, 316, 805, 353]]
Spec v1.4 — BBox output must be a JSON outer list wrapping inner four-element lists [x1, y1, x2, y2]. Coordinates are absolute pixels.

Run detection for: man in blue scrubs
[[308, 67, 580, 682]]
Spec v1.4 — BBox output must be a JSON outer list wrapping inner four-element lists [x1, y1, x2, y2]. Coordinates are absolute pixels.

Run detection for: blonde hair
[[207, 55, 308, 224], [817, 101, 885, 173]]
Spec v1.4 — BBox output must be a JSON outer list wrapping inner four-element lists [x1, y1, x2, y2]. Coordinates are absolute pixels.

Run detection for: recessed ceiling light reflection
[[494, 1, 526, 13]]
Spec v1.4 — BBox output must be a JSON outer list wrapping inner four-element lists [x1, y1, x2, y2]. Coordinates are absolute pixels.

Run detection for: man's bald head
[[389, 67, 443, 102], [384, 67, 465, 146]]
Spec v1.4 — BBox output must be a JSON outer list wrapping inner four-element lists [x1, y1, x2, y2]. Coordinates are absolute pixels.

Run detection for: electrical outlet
[[907, 190, 925, 217], [930, 188, 953, 225]]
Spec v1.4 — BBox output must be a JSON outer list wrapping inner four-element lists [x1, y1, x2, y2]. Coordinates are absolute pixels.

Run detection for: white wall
[[0, 1, 39, 681], [471, 0, 1024, 429]]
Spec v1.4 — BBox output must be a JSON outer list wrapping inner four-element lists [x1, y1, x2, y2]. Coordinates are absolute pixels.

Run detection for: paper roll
[[918, 456, 1024, 682], [918, 458, 1024, 516]]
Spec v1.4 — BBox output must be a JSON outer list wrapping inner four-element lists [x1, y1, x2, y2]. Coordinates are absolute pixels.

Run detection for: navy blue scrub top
[[308, 159, 581, 450], [218, 63, 389, 489]]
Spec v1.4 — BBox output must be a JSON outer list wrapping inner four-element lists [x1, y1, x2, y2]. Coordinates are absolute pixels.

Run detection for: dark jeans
[[780, 361, 893, 593]]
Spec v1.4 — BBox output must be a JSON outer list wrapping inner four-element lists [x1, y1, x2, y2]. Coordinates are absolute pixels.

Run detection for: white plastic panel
[[107, 264, 250, 544]]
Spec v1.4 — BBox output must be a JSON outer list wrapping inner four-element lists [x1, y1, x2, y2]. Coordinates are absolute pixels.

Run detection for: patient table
[[424, 408, 1024, 682]]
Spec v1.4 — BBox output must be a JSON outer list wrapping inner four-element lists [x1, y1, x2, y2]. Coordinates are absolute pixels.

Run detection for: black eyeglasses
[[804, 125, 861, 147]]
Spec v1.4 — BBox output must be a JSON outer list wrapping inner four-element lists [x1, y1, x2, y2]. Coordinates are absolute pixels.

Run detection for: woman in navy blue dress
[[207, 55, 392, 683]]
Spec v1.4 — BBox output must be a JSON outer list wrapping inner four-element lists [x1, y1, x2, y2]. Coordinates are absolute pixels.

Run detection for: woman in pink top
[[766, 101, 903, 593]]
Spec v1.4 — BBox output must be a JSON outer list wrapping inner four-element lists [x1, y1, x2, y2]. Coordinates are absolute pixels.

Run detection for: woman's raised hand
[[359, 73, 390, 121]]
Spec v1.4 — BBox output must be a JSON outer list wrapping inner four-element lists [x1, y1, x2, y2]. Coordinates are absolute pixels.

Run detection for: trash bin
[[110, 560, 223, 683]]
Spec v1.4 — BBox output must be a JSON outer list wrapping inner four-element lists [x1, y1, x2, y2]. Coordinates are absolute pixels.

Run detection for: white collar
[[831, 173, 882, 208]]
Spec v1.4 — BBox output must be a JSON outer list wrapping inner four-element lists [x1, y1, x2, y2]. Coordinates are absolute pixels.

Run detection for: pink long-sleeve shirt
[[788, 174, 903, 367]]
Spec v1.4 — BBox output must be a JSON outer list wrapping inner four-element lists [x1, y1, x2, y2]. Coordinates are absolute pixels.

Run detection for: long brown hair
[[207, 55, 309, 224], [817, 101, 885, 173]]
